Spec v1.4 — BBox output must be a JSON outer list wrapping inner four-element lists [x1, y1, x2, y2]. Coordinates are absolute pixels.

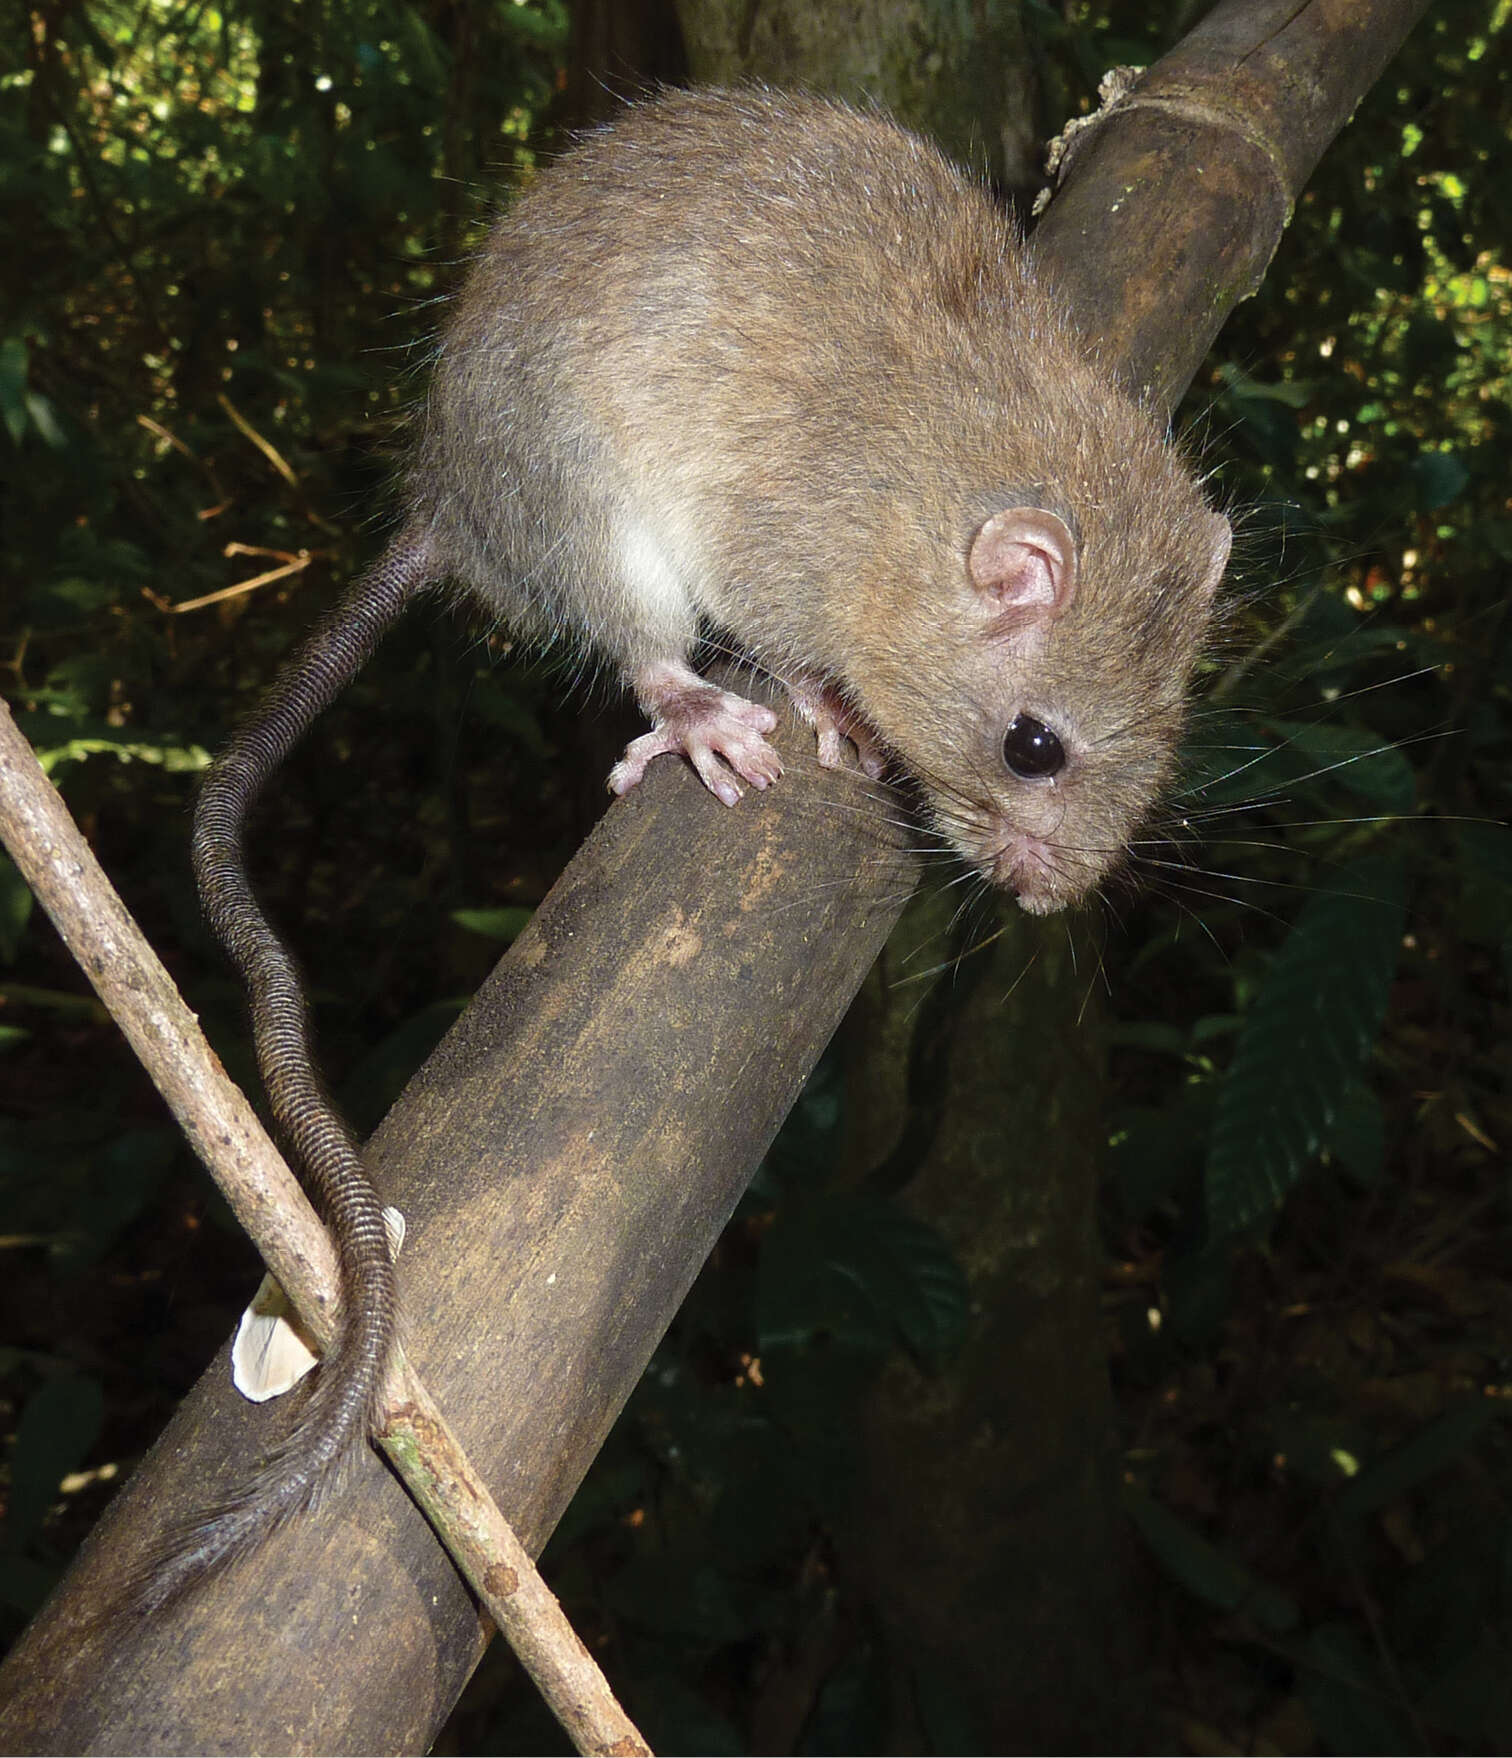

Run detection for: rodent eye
[[1002, 714, 1065, 779]]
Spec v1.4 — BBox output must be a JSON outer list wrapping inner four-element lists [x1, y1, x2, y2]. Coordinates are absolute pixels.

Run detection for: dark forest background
[[2, 0, 1510, 1751]]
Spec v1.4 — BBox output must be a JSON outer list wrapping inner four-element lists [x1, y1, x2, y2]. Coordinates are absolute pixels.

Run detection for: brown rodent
[[418, 85, 1230, 908], [172, 85, 1229, 1611]]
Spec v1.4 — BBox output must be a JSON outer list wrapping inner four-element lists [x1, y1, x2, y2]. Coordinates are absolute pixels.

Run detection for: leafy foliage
[[1205, 854, 1407, 1237], [1088, 4, 1512, 1748]]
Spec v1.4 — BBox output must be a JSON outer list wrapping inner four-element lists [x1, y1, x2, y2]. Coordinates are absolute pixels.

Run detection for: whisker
[[1137, 871, 1291, 928], [1074, 926, 1112, 1021]]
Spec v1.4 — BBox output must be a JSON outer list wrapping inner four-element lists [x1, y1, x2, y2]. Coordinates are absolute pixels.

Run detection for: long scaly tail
[[139, 526, 438, 1612]]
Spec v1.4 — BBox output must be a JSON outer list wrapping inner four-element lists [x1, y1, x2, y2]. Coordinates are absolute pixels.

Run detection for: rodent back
[[411, 90, 1053, 672], [414, 90, 1216, 668]]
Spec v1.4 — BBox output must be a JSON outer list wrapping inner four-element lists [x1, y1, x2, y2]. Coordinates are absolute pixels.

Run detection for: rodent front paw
[[609, 681, 782, 806]]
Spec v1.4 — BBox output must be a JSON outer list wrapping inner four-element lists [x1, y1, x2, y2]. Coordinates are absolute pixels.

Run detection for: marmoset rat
[[170, 85, 1230, 1610]]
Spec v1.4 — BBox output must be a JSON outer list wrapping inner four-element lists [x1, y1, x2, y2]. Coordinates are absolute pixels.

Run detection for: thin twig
[[213, 393, 341, 535], [216, 392, 300, 488], [0, 697, 650, 1758], [377, 1361, 651, 1758], [168, 547, 314, 613]]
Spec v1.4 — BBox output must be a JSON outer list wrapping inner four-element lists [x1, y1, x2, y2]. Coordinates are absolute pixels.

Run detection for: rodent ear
[[1200, 511, 1233, 598], [969, 508, 1078, 620]]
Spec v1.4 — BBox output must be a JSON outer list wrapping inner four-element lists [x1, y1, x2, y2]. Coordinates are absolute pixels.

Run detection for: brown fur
[[413, 86, 1230, 909]]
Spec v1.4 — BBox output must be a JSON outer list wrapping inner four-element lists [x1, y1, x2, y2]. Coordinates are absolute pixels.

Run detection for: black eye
[[1002, 714, 1065, 779]]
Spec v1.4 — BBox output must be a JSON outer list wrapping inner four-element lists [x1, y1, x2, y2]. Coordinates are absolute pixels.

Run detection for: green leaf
[[752, 1053, 843, 1195], [1395, 1517, 1512, 1746], [1263, 1407, 1373, 1489], [606, 1551, 753, 1645], [1460, 819, 1512, 887], [0, 855, 33, 964], [1414, 1635, 1512, 1748], [1122, 1487, 1299, 1632], [1327, 1082, 1385, 1185], [1296, 1623, 1418, 1755], [801, 1642, 893, 1758], [0, 1555, 61, 1617], [1410, 448, 1469, 510], [1262, 719, 1417, 812], [465, 676, 551, 758], [5, 1376, 104, 1553], [1206, 857, 1407, 1237], [1458, 821, 1512, 952], [1175, 712, 1278, 803], [1105, 1021, 1191, 1058], [0, 1124, 178, 1270], [26, 577, 122, 624], [497, 0, 571, 46], [1162, 1243, 1237, 1345], [1334, 1400, 1499, 1523], [1217, 362, 1316, 408], [757, 1195, 969, 1370], [709, 1433, 818, 1574], [1109, 1094, 1211, 1223], [393, 8, 449, 93], [0, 983, 105, 1020], [341, 997, 467, 1133], [1274, 622, 1420, 685], [450, 905, 534, 944], [909, 1654, 987, 1758], [23, 391, 66, 449], [635, 1674, 745, 1758], [0, 336, 29, 445], [31, 731, 212, 779], [1187, 714, 1417, 813], [59, 1129, 178, 1269]]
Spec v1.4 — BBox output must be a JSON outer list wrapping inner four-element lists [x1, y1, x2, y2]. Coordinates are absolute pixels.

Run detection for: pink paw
[[784, 677, 888, 778], [608, 683, 782, 807]]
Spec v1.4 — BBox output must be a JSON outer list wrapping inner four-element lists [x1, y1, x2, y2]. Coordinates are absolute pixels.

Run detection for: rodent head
[[845, 488, 1231, 914]]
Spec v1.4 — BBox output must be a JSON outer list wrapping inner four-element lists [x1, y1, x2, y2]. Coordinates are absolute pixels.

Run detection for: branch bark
[[0, 1, 1433, 1750], [1032, 0, 1432, 409]]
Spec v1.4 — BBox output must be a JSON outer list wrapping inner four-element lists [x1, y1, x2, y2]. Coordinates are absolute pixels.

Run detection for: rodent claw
[[785, 675, 887, 777], [611, 682, 785, 805]]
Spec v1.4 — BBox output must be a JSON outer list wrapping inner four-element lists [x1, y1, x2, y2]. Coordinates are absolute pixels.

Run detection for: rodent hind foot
[[610, 664, 781, 806], [783, 675, 889, 779]]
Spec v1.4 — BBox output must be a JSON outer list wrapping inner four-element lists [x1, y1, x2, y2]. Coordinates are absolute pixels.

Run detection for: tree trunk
[[676, 0, 1042, 191], [842, 898, 1133, 1752]]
